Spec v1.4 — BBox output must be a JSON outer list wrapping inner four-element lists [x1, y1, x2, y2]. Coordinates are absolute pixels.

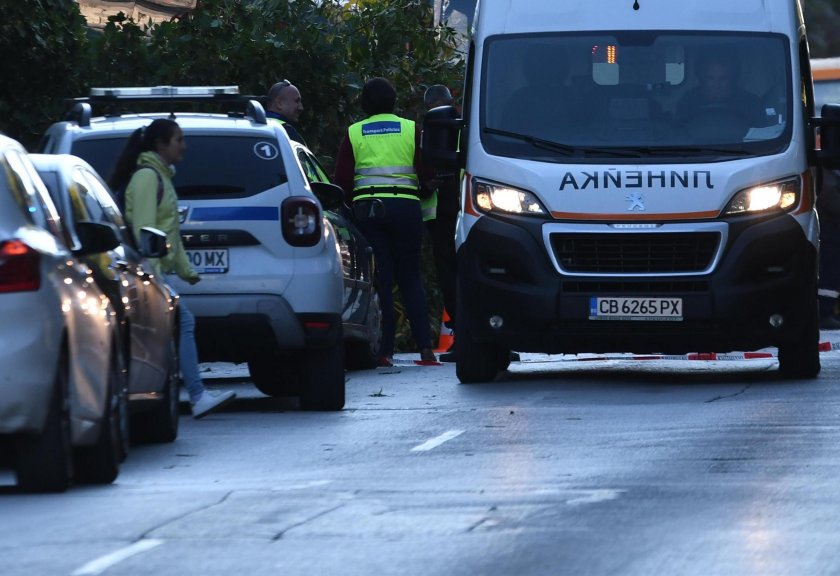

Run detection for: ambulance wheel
[[455, 299, 503, 384], [778, 300, 821, 379]]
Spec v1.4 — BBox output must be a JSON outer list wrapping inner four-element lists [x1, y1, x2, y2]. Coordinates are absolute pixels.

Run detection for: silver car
[[0, 135, 128, 492], [30, 153, 180, 444]]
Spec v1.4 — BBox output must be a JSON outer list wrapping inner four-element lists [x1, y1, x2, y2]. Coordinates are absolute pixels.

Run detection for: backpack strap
[[137, 166, 165, 206]]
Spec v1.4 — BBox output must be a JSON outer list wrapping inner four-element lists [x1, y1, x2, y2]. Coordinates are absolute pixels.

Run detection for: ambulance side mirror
[[421, 105, 463, 170], [818, 104, 840, 170]]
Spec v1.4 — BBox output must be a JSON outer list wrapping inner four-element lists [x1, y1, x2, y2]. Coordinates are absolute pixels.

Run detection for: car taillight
[[281, 196, 321, 247], [0, 240, 41, 293]]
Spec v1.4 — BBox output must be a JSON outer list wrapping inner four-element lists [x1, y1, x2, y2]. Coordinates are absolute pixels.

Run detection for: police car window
[[297, 149, 328, 184], [73, 135, 290, 200], [310, 153, 331, 183]]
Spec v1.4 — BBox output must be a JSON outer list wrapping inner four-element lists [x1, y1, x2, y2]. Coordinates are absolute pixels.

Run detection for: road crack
[[705, 384, 751, 403]]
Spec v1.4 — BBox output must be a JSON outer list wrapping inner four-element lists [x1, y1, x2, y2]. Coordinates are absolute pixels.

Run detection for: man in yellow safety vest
[[334, 77, 437, 367]]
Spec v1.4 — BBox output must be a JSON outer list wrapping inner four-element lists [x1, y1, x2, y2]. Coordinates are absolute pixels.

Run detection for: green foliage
[[804, 0, 840, 58], [1, 0, 464, 155], [0, 0, 89, 147]]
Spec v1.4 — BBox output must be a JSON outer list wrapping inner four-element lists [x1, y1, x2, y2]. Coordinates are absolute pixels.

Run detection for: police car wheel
[[300, 342, 345, 411]]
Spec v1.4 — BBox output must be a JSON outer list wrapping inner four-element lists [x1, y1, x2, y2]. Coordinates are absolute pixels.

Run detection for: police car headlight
[[473, 179, 547, 216], [723, 178, 799, 216]]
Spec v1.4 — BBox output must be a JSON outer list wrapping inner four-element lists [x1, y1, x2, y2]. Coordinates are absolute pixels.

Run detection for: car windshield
[[481, 31, 791, 161], [73, 134, 289, 198]]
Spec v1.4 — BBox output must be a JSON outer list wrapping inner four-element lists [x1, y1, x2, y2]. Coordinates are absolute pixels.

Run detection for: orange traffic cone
[[435, 308, 455, 353]]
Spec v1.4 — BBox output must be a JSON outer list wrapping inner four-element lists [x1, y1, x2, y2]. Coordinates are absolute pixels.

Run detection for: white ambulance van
[[422, 0, 834, 383]]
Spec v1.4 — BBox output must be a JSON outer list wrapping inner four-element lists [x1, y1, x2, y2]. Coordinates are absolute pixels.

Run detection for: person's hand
[[187, 275, 201, 285]]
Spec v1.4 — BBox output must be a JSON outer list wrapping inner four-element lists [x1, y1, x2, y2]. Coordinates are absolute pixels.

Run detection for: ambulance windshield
[[481, 31, 791, 160]]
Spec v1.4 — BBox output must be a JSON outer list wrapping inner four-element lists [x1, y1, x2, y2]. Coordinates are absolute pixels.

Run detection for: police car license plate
[[186, 249, 228, 274], [589, 297, 682, 321]]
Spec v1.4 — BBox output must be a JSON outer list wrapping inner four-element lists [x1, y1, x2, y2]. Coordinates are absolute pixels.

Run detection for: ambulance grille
[[550, 232, 719, 274]]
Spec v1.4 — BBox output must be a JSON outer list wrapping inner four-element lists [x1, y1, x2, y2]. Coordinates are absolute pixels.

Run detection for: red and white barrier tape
[[384, 341, 840, 367]]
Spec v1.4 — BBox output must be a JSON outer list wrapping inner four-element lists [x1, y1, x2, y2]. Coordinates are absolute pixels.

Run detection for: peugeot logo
[[625, 193, 645, 211]]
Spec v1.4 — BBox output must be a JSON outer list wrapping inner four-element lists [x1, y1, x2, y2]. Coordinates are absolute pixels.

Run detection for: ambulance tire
[[778, 299, 821, 379], [455, 298, 503, 384]]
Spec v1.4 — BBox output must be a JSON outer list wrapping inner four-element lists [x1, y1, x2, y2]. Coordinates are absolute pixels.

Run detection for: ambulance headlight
[[473, 179, 547, 216], [723, 178, 799, 216]]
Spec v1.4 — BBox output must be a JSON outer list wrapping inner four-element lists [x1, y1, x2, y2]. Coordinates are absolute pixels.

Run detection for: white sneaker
[[191, 389, 236, 419]]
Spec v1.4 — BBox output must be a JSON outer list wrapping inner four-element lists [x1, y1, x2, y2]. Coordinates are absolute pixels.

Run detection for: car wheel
[[16, 345, 73, 493], [248, 357, 302, 397], [778, 298, 821, 379], [74, 342, 127, 484], [345, 285, 383, 370], [455, 292, 504, 384], [300, 340, 346, 411], [133, 335, 180, 443]]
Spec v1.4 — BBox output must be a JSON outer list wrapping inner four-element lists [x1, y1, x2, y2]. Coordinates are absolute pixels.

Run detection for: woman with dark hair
[[334, 77, 437, 367], [111, 118, 236, 418]]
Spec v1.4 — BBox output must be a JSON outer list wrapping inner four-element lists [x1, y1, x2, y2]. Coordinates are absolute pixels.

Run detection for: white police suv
[[40, 86, 383, 410]]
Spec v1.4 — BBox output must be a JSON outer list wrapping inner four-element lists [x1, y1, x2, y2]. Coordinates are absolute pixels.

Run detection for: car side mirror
[[73, 221, 120, 256], [310, 181, 344, 212], [139, 226, 169, 259]]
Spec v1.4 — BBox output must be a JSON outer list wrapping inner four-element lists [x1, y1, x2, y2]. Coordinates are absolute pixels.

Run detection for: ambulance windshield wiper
[[639, 145, 754, 157], [483, 127, 640, 158]]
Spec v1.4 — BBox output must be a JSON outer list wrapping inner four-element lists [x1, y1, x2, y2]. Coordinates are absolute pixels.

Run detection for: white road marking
[[72, 539, 163, 576], [411, 429, 465, 452], [565, 489, 626, 506], [272, 479, 333, 491]]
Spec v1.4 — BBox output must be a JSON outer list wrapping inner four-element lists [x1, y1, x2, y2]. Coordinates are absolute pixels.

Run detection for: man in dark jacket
[[818, 168, 840, 329], [423, 84, 460, 362], [265, 80, 307, 145]]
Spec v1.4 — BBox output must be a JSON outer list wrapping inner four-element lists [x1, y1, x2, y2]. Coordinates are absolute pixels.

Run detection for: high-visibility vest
[[348, 114, 419, 201], [420, 189, 438, 222]]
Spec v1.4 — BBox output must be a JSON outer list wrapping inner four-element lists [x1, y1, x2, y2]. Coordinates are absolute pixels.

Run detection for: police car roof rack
[[64, 85, 266, 127]]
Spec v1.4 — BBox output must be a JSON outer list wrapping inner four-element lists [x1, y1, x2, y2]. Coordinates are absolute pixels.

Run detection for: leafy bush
[[0, 0, 90, 147]]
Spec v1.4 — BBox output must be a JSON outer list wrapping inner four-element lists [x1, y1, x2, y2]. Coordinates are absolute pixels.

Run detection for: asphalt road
[[3, 338, 840, 576]]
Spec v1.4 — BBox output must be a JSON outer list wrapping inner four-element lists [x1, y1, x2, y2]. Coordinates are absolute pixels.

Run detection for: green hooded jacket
[[125, 151, 197, 282]]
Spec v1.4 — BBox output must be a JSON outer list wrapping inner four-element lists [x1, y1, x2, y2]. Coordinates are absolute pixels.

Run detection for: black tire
[[16, 346, 74, 493], [455, 294, 503, 384], [132, 336, 180, 443], [345, 286, 383, 370], [74, 344, 127, 484], [778, 299, 821, 379], [300, 341, 346, 411], [498, 353, 512, 372], [248, 357, 302, 397]]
